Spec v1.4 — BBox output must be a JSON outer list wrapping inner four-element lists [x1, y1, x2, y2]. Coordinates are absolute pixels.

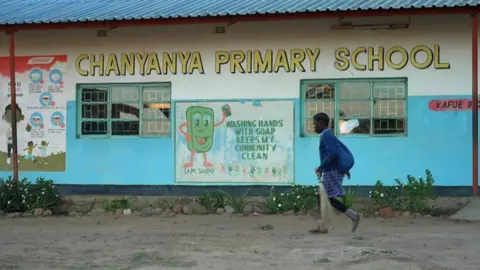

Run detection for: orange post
[[472, 13, 478, 196], [8, 31, 19, 182]]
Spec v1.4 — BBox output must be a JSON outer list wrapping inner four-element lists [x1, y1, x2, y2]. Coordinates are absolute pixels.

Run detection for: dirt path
[[0, 214, 478, 269]]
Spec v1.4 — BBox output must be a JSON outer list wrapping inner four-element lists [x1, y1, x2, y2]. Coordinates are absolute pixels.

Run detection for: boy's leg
[[309, 172, 330, 234], [309, 186, 329, 234], [329, 197, 361, 233], [329, 197, 347, 212], [324, 170, 361, 233]]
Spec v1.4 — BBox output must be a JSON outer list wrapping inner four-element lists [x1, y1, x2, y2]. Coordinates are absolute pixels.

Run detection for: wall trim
[[56, 184, 477, 197]]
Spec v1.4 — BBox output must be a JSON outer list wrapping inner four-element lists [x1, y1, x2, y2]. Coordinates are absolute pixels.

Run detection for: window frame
[[76, 82, 172, 139], [300, 77, 408, 137]]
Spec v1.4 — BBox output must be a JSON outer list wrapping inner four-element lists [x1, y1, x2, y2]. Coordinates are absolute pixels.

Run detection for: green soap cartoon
[[179, 105, 231, 168]]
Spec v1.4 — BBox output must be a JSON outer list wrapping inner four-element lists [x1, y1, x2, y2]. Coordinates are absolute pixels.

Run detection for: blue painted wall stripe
[[0, 95, 476, 187]]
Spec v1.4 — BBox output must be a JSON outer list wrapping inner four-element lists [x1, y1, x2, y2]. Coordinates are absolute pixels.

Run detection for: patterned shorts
[[322, 169, 345, 198]]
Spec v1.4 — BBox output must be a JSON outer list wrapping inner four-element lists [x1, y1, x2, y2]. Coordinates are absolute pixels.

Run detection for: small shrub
[[0, 177, 29, 212], [29, 177, 60, 210], [285, 185, 317, 213], [397, 169, 437, 214], [342, 187, 357, 209], [262, 185, 318, 214], [370, 180, 401, 210], [0, 176, 60, 212], [198, 194, 214, 211], [217, 188, 251, 213], [211, 191, 227, 209], [263, 189, 279, 214], [262, 187, 287, 214], [198, 191, 226, 212], [370, 169, 437, 214], [100, 197, 133, 213]]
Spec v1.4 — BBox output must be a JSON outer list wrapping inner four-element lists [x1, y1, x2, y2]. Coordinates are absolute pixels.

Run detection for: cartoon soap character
[[23, 141, 36, 162], [2, 104, 30, 164], [37, 140, 49, 164], [179, 105, 231, 168]]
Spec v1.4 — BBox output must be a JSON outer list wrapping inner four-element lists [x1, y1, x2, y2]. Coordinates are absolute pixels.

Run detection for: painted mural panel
[[0, 55, 67, 171], [175, 100, 294, 184]]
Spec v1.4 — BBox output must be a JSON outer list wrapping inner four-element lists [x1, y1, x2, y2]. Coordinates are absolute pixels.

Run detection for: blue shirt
[[319, 129, 354, 173]]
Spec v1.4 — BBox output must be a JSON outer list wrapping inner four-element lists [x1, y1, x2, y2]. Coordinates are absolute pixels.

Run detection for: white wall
[[0, 14, 473, 101]]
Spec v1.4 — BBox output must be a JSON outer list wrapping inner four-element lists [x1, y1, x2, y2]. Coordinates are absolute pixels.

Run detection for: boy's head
[[313, 113, 329, 134], [2, 104, 24, 124], [27, 141, 33, 147]]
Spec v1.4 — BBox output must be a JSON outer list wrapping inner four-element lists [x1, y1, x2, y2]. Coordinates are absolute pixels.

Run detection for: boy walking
[[311, 113, 361, 233]]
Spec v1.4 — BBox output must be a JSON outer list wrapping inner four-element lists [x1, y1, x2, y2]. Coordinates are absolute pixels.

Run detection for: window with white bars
[[77, 83, 171, 137], [301, 79, 407, 136]]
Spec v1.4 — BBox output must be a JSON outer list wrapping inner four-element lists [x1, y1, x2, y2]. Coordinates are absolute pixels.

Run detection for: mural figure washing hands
[[37, 140, 49, 164], [23, 141, 36, 162], [179, 104, 231, 168]]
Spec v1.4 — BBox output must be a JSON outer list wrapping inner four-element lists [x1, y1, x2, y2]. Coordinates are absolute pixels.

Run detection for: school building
[[0, 1, 479, 196]]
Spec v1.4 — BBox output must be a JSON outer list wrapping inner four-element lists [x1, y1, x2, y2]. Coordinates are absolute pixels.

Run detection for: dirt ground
[[0, 214, 478, 270]]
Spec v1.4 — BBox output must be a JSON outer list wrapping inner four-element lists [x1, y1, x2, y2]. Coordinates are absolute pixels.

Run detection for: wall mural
[[175, 100, 294, 184], [0, 55, 67, 171]]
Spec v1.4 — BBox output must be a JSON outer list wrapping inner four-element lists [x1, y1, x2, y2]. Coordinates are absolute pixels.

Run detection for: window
[[301, 78, 407, 136], [77, 83, 171, 137]]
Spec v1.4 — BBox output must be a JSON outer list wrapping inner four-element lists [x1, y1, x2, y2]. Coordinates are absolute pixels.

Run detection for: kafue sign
[[428, 99, 480, 111]]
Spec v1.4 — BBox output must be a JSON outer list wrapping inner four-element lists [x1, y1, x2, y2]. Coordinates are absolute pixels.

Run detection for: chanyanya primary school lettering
[[0, 15, 476, 195], [74, 45, 449, 76]]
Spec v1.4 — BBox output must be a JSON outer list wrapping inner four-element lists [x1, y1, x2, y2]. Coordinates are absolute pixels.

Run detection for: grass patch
[[0, 151, 65, 171]]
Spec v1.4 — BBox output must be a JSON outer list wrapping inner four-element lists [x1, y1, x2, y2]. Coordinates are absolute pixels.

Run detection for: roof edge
[[1, 6, 479, 32]]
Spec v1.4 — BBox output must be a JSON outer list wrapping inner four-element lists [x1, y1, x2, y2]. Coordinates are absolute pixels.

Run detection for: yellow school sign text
[[75, 45, 450, 76]]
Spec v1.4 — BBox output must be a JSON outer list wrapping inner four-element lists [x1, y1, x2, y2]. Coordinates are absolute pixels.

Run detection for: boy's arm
[[319, 130, 340, 170]]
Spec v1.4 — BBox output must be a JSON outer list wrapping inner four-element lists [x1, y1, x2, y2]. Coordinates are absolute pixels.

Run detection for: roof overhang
[[1, 6, 479, 32]]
